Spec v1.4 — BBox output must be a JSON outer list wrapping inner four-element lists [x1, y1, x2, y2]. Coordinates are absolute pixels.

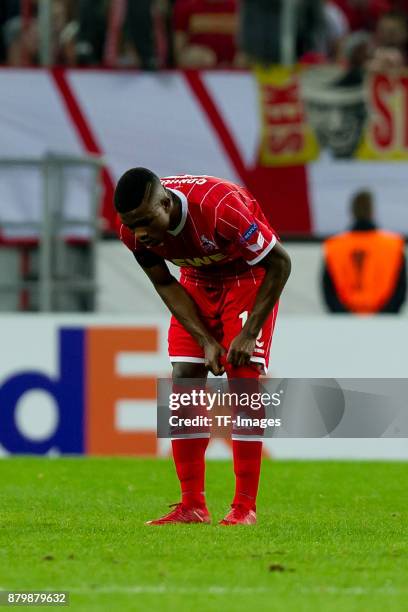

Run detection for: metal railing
[[0, 153, 104, 312]]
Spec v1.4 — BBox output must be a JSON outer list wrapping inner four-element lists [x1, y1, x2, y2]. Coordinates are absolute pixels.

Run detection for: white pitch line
[[3, 585, 406, 597], [301, 586, 407, 596], [47, 586, 270, 595], [64, 585, 408, 596]]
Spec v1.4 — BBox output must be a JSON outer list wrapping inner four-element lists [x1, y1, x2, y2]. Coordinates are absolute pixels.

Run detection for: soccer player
[[114, 168, 291, 525]]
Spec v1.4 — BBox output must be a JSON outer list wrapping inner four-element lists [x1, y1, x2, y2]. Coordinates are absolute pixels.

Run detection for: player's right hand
[[203, 340, 226, 376]]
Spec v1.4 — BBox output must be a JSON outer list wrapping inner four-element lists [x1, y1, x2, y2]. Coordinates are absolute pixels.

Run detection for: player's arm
[[214, 191, 291, 367], [240, 242, 290, 335], [227, 243, 291, 367], [135, 253, 225, 375]]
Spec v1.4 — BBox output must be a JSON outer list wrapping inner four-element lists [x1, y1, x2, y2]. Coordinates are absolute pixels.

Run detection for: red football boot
[[145, 503, 211, 525], [219, 505, 257, 525]]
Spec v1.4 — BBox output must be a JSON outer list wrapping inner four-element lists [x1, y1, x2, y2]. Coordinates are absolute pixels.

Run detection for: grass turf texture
[[0, 459, 407, 611]]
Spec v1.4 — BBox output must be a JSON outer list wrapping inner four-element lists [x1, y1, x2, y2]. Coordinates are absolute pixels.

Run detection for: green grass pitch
[[1, 458, 407, 611]]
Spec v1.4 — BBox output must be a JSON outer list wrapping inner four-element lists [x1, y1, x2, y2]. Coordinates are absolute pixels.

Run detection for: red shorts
[[168, 274, 279, 373]]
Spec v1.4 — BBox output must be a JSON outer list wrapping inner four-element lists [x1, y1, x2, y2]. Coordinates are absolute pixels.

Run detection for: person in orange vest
[[322, 190, 406, 313]]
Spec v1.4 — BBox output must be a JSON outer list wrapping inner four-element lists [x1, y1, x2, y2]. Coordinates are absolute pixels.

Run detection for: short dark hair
[[114, 167, 159, 213], [351, 190, 373, 221]]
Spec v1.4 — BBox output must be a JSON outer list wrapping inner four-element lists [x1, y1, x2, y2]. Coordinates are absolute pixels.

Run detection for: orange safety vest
[[324, 230, 405, 313]]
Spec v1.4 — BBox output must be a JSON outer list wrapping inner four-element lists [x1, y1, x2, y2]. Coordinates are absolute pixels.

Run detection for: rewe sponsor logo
[[172, 253, 226, 267]]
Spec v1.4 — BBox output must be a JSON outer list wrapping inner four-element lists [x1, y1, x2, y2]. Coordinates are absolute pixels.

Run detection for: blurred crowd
[[0, 0, 408, 70]]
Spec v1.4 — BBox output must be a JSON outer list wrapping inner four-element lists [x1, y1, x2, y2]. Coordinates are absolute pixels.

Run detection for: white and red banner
[[0, 68, 407, 239]]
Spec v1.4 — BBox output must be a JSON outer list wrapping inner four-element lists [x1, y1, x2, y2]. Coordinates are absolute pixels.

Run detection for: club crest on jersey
[[200, 234, 218, 252], [240, 223, 258, 243]]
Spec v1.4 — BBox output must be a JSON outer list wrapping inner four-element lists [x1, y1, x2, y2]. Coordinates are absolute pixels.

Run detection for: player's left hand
[[227, 332, 256, 367]]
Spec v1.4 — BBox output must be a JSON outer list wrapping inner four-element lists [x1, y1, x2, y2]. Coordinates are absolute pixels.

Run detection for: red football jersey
[[119, 175, 278, 283]]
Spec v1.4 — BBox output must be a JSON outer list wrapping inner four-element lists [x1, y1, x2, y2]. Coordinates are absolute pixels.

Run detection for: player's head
[[114, 167, 173, 246], [351, 190, 374, 223]]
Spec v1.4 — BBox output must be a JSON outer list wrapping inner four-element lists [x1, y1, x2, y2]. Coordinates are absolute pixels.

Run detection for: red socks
[[171, 437, 209, 508], [171, 365, 263, 512], [227, 364, 263, 511], [232, 440, 262, 510], [171, 438, 262, 511]]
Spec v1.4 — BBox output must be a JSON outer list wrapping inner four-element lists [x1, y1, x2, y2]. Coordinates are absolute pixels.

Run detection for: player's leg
[[171, 361, 210, 512], [146, 360, 211, 525], [147, 278, 219, 525], [219, 277, 279, 525], [220, 363, 262, 525], [168, 284, 219, 518]]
